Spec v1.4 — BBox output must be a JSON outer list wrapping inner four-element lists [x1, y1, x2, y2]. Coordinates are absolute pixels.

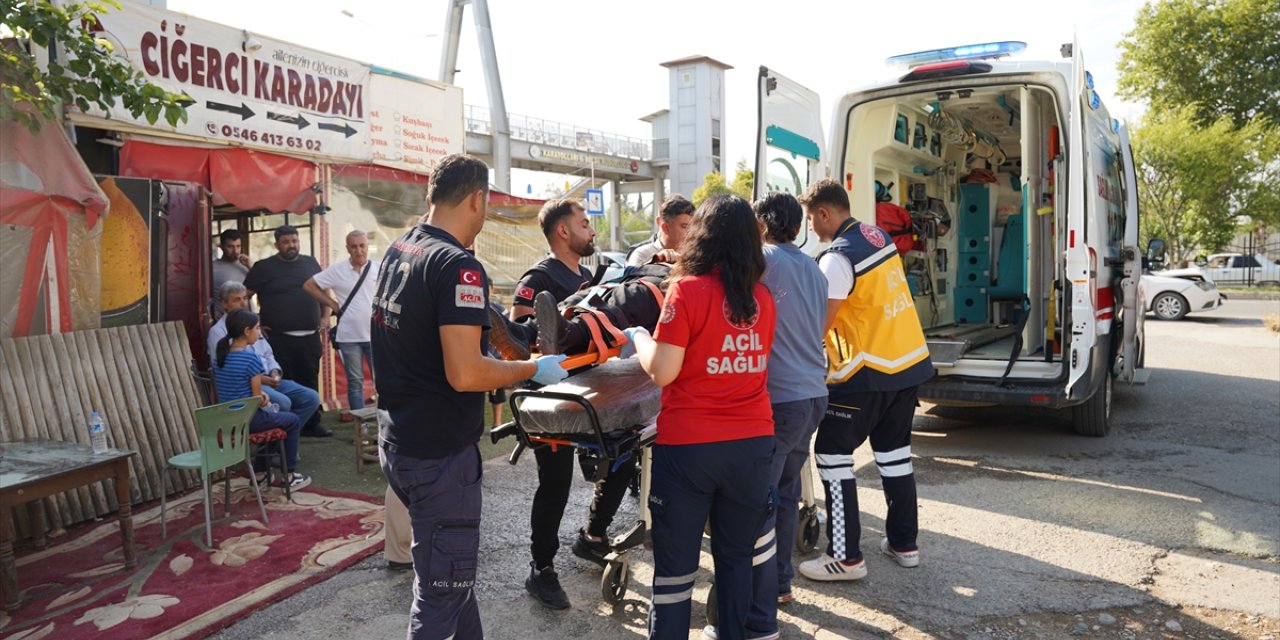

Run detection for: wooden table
[[0, 440, 137, 612]]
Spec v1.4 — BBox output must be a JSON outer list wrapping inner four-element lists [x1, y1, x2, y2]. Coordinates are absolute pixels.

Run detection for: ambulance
[[756, 40, 1157, 436]]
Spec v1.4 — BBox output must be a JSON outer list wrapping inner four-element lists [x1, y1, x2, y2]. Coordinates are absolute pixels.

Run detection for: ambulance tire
[[1071, 369, 1113, 437]]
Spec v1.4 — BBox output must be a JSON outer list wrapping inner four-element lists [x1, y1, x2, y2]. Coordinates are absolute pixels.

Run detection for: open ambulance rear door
[[1116, 122, 1148, 384], [1064, 37, 1099, 402], [755, 67, 826, 248]]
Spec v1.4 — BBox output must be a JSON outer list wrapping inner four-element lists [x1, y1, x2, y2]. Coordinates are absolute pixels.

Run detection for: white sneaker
[[702, 625, 780, 640], [798, 553, 867, 581], [880, 538, 920, 568]]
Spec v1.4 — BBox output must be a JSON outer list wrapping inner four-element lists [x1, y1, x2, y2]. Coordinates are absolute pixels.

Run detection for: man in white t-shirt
[[625, 194, 694, 267], [304, 230, 380, 412]]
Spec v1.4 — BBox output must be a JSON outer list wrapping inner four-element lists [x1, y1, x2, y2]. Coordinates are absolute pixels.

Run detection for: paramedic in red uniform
[[795, 179, 932, 583], [371, 154, 567, 640], [625, 195, 777, 640]]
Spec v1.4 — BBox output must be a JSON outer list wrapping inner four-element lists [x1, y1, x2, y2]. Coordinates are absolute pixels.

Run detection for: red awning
[[120, 140, 318, 214]]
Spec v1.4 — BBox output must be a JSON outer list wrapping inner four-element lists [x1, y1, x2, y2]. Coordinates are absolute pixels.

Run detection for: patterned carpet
[[1, 479, 385, 640]]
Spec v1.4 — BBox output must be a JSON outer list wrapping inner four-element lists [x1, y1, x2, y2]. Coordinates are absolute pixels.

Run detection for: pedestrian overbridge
[[462, 104, 661, 186]]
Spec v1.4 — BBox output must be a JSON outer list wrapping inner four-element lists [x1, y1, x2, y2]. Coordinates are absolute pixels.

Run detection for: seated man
[[207, 281, 322, 431]]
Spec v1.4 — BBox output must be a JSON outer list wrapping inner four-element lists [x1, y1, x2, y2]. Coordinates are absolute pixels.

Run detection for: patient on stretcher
[[489, 264, 670, 360]]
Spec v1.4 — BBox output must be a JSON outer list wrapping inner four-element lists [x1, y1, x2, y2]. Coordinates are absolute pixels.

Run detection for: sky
[[164, 0, 1151, 192]]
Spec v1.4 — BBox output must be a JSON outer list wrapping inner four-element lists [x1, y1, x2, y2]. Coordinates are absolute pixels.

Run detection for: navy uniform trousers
[[813, 385, 920, 561], [381, 443, 483, 640], [648, 436, 773, 640]]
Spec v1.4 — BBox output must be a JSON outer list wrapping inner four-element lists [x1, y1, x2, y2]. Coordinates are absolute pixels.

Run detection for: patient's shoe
[[535, 291, 570, 355], [488, 303, 532, 361]]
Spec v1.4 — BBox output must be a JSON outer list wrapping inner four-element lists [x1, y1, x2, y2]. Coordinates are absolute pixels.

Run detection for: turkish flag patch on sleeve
[[459, 268, 483, 285], [516, 284, 535, 301]]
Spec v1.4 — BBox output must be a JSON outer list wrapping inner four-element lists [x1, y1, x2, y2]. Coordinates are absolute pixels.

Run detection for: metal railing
[[464, 104, 652, 160]]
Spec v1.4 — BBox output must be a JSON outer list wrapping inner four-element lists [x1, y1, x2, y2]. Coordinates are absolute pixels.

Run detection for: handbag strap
[[334, 261, 372, 324]]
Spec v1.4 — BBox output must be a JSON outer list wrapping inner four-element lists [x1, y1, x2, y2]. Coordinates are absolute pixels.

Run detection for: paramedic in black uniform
[[372, 154, 568, 640], [505, 199, 641, 611], [508, 198, 596, 322]]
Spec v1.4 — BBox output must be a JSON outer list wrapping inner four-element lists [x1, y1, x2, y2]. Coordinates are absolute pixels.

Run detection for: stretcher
[[490, 357, 660, 604]]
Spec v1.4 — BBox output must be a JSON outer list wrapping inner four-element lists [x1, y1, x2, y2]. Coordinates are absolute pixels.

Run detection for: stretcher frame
[[491, 387, 655, 605]]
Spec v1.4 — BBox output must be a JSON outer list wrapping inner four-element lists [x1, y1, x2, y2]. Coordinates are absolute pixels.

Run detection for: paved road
[[217, 300, 1280, 639]]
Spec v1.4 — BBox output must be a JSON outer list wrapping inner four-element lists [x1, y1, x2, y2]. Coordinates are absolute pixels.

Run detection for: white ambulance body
[[757, 41, 1149, 436]]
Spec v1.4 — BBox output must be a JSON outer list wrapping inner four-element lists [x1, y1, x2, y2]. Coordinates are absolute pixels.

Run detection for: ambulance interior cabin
[[843, 84, 1062, 375]]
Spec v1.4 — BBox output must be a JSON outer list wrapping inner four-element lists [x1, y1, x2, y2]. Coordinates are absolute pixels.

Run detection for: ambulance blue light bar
[[887, 41, 1028, 67]]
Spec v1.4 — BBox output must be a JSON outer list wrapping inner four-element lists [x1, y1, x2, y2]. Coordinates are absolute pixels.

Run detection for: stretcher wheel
[[706, 583, 717, 626], [601, 555, 630, 604], [797, 506, 821, 554]]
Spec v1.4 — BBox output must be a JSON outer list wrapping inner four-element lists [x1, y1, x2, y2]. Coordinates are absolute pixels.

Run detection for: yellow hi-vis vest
[[821, 219, 933, 392]]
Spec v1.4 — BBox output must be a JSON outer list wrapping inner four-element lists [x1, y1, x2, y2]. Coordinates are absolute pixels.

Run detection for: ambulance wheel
[[797, 508, 821, 553], [706, 584, 718, 626], [601, 556, 630, 605], [1072, 370, 1112, 437]]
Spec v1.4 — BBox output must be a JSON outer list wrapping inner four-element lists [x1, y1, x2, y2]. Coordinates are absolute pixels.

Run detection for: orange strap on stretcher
[[557, 278, 665, 370]]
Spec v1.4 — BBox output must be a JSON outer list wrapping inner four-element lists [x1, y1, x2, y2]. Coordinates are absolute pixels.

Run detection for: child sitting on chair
[[213, 309, 310, 490]]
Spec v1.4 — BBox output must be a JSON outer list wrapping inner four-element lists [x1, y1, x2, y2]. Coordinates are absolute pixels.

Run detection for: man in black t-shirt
[[499, 199, 639, 611], [508, 198, 595, 322], [372, 154, 567, 640], [244, 225, 330, 437]]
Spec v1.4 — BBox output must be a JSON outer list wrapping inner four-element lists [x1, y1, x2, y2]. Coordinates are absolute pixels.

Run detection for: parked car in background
[[1198, 253, 1280, 287], [1141, 268, 1225, 320]]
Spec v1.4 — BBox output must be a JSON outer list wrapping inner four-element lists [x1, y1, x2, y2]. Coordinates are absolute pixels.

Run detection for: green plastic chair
[[161, 396, 269, 546]]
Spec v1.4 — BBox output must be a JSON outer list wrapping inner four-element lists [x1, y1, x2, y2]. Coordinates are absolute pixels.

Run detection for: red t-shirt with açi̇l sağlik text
[[652, 273, 776, 445]]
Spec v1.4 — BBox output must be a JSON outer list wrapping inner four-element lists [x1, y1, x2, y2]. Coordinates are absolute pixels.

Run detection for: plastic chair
[[190, 359, 217, 406], [189, 360, 289, 499], [161, 397, 269, 546]]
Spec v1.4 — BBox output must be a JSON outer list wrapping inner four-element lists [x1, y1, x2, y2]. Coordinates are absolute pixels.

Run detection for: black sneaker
[[534, 291, 569, 355], [488, 304, 532, 360], [525, 563, 570, 610], [301, 424, 334, 438], [571, 529, 610, 567]]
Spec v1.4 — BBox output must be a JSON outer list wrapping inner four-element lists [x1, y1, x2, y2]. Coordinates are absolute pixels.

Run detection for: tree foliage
[[1133, 107, 1278, 264], [1117, 0, 1280, 127], [692, 160, 754, 206], [1, 0, 189, 133]]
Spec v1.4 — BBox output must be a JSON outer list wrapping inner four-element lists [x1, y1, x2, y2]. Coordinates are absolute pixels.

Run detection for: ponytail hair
[[217, 309, 260, 368]]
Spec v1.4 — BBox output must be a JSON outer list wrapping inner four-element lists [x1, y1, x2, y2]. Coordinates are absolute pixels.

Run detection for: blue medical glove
[[531, 354, 568, 386], [619, 326, 650, 359]]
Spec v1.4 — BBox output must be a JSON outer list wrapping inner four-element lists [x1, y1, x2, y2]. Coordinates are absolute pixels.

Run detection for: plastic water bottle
[[88, 411, 108, 454]]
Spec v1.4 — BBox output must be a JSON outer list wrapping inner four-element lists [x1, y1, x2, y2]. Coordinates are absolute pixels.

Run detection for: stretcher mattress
[[516, 358, 661, 435]]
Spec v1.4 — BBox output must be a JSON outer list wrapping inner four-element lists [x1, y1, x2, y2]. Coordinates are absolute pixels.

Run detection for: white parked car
[[1141, 268, 1225, 321], [1198, 253, 1280, 287]]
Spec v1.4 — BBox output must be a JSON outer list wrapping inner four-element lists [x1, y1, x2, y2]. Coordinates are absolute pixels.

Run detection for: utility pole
[[439, 0, 511, 192]]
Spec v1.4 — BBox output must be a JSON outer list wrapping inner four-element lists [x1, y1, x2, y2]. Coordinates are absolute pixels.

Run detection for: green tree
[[692, 161, 754, 206], [730, 159, 755, 199], [1133, 107, 1278, 264], [692, 172, 732, 206], [2, 0, 189, 133], [1117, 0, 1280, 127]]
